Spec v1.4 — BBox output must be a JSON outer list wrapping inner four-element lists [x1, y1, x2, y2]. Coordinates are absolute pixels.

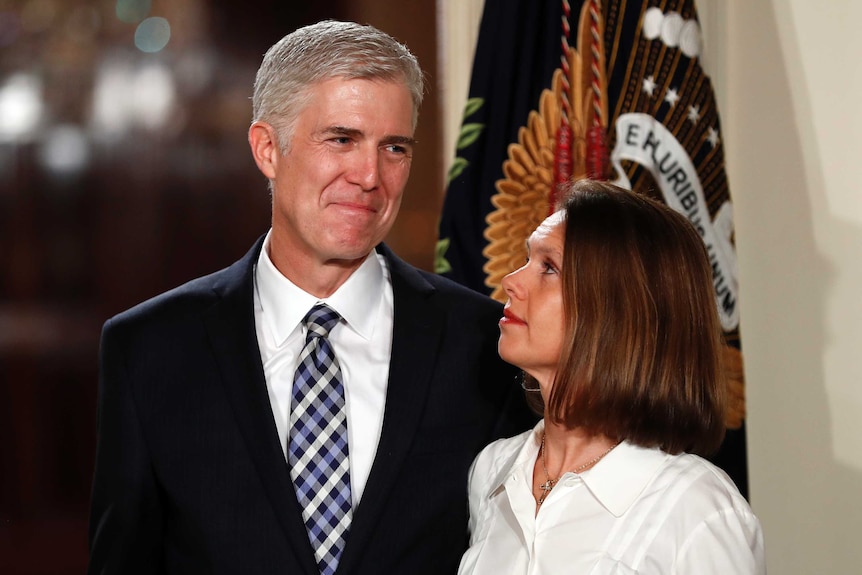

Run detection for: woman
[[459, 180, 764, 574]]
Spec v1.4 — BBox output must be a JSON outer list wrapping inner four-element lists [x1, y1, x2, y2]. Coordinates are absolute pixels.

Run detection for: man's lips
[[331, 201, 377, 213]]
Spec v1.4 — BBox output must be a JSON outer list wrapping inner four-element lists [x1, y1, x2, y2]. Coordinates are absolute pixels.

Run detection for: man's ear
[[248, 121, 281, 179]]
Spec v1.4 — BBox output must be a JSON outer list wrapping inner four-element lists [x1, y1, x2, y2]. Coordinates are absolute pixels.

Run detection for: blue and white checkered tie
[[288, 304, 352, 575]]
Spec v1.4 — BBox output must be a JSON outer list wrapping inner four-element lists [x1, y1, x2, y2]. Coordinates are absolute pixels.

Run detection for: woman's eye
[[541, 261, 558, 274]]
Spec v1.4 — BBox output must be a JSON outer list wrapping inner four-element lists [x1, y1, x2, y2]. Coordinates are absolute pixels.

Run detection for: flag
[[437, 0, 748, 497]]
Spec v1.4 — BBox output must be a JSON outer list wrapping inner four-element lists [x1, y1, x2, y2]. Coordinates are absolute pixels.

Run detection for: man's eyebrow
[[323, 126, 363, 138], [380, 135, 417, 146], [321, 126, 416, 146]]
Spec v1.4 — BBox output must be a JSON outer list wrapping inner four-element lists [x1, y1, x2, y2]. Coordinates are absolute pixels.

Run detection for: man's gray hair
[[252, 20, 425, 151]]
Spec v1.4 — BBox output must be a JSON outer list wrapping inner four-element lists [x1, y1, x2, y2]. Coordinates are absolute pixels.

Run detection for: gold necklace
[[537, 433, 619, 505]]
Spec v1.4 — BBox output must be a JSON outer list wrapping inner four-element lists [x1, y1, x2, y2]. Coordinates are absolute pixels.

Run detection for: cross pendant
[[538, 479, 555, 504]]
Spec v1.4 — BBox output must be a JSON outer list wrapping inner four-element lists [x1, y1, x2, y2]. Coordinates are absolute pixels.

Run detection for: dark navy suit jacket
[[88, 237, 534, 574]]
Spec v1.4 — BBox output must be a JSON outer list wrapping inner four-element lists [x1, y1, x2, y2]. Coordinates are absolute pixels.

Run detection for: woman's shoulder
[[672, 454, 750, 501], [469, 427, 536, 493], [476, 427, 535, 466], [644, 453, 765, 573], [601, 450, 764, 573], [644, 452, 757, 525]]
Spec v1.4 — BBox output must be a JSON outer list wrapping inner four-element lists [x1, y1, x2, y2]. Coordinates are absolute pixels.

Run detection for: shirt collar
[[255, 230, 385, 344], [488, 420, 545, 498], [579, 441, 670, 517], [487, 420, 671, 518]]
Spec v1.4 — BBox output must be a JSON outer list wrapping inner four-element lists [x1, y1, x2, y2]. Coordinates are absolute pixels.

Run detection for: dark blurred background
[[0, 1, 443, 572]]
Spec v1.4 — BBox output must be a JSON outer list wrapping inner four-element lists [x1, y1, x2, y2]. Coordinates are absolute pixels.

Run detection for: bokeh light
[[135, 16, 170, 53], [0, 73, 43, 144], [38, 124, 91, 177], [134, 63, 177, 129], [90, 57, 177, 140]]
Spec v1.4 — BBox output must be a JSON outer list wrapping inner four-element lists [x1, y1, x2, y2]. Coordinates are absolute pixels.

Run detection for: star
[[687, 105, 700, 124], [643, 75, 657, 97], [707, 126, 720, 147], [665, 87, 680, 107]]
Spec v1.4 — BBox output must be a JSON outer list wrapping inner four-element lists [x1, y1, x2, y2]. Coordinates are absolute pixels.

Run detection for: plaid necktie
[[288, 304, 352, 575]]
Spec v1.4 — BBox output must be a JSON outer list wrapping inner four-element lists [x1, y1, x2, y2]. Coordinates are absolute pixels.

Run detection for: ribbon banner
[[612, 112, 739, 331]]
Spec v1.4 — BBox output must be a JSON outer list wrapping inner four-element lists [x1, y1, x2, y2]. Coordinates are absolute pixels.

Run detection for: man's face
[[265, 77, 415, 270]]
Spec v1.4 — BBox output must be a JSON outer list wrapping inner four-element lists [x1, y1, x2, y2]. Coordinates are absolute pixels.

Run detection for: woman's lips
[[500, 308, 526, 326]]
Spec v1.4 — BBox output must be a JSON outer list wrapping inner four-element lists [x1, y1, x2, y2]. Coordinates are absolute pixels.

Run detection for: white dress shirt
[[459, 421, 765, 575], [253, 232, 394, 506]]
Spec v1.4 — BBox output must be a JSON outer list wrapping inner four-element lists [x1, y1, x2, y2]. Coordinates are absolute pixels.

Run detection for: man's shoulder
[[420, 268, 500, 302], [381, 246, 503, 315], [106, 238, 262, 334], [105, 266, 234, 333]]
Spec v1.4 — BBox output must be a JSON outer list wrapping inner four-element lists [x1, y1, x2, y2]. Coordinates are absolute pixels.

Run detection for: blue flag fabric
[[437, 0, 748, 497]]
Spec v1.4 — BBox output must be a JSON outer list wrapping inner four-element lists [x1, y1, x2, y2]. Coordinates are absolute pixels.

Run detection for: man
[[88, 20, 533, 575]]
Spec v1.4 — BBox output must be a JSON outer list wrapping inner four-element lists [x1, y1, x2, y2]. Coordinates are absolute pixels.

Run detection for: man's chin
[[323, 231, 389, 261], [321, 244, 378, 267]]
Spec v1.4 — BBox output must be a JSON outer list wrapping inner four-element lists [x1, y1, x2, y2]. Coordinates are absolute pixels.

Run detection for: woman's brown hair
[[539, 179, 726, 456]]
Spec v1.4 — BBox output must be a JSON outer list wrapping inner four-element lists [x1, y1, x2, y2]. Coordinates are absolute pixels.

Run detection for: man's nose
[[347, 147, 381, 191]]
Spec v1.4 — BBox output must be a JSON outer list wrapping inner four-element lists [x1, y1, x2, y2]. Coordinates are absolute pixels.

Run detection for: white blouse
[[458, 422, 765, 575]]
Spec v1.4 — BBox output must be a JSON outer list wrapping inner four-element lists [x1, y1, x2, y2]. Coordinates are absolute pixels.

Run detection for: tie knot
[[303, 303, 341, 339]]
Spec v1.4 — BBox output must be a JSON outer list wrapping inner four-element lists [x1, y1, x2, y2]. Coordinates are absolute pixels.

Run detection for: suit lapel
[[202, 237, 318, 575], [203, 241, 445, 574], [337, 245, 446, 572]]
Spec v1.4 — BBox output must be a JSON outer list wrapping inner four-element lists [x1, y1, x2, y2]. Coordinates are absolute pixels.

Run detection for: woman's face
[[498, 210, 566, 388]]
